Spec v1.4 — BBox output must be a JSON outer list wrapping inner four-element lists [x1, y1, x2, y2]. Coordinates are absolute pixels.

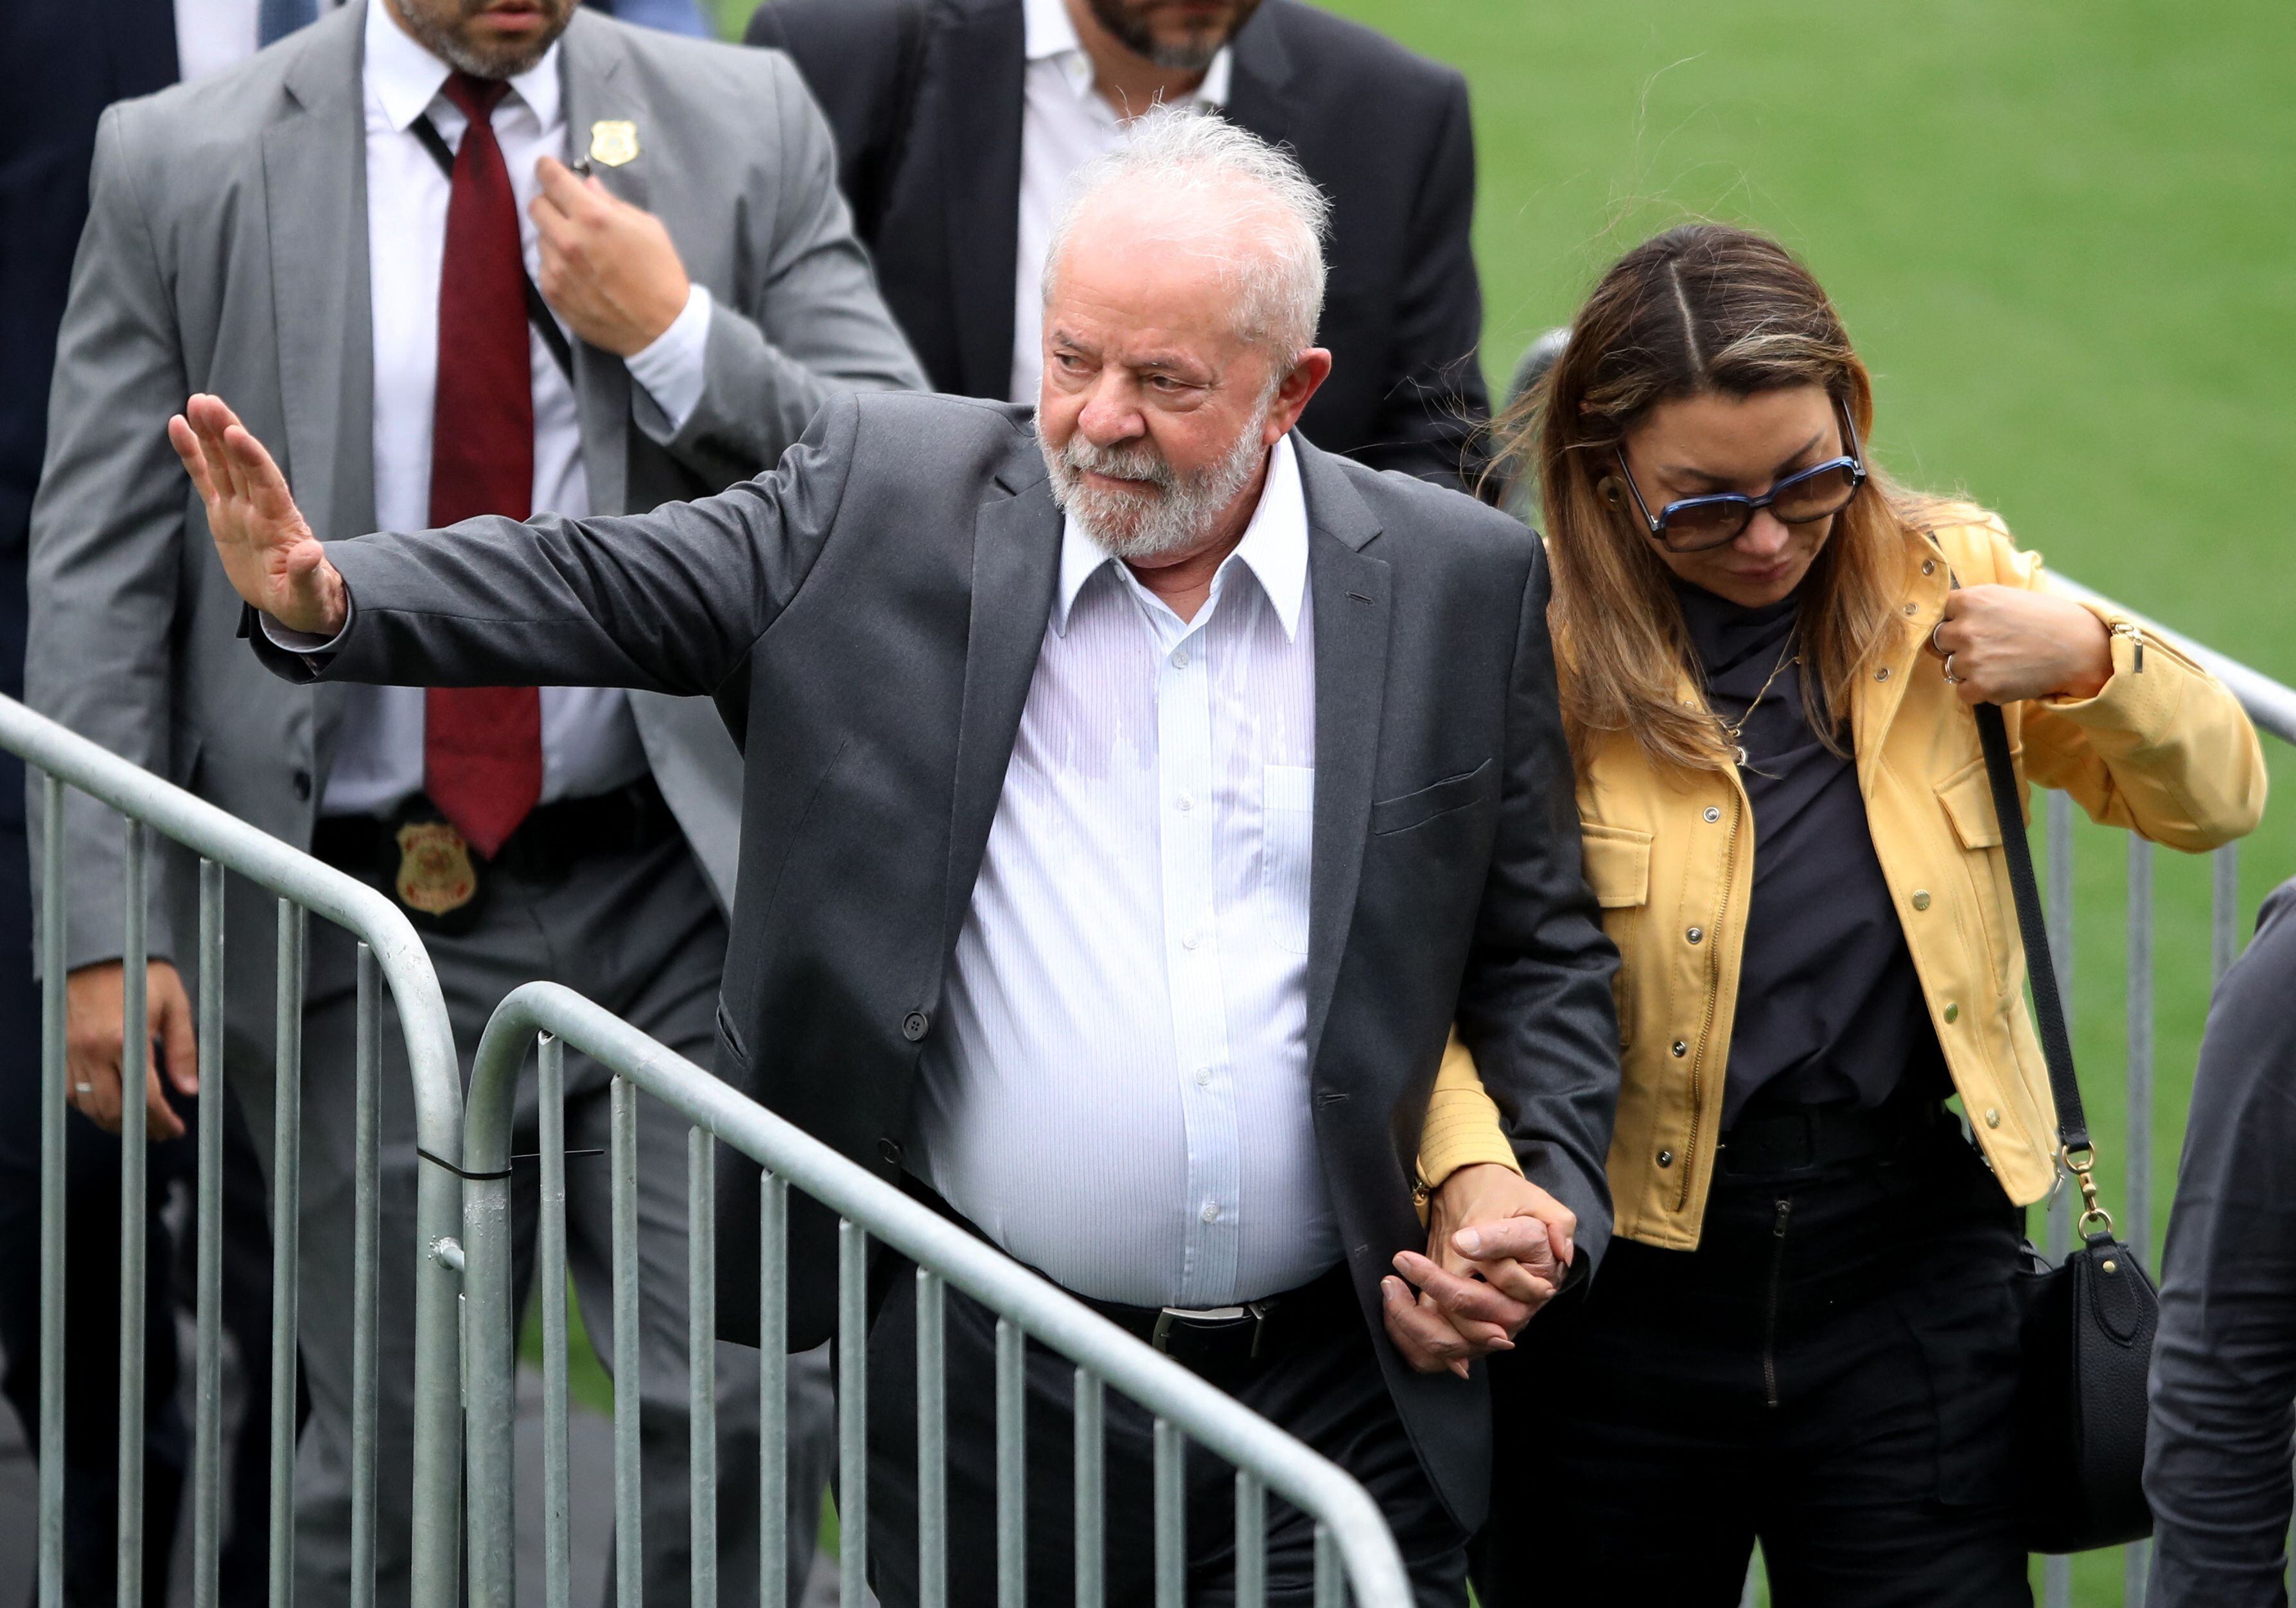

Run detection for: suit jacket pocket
[[1369, 759, 1497, 837], [714, 1001, 751, 1073]]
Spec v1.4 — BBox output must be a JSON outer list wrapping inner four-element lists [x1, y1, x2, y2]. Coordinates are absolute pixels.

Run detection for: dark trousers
[[1475, 1110, 2029, 1608], [863, 1255, 1469, 1608]]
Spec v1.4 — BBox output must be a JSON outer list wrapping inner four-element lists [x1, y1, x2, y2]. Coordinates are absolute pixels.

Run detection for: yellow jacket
[[1417, 509, 2266, 1249]]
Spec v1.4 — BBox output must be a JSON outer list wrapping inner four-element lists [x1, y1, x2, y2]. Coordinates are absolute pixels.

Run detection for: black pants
[[864, 1256, 1469, 1608], [1475, 1110, 2029, 1608]]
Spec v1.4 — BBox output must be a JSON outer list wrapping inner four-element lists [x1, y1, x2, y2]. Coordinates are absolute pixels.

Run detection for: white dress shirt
[[1008, 0, 1231, 405], [323, 0, 714, 818], [914, 437, 1335, 1307]]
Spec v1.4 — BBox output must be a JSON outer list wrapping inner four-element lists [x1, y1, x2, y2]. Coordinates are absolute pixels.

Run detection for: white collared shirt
[[324, 0, 712, 817], [1008, 0, 1231, 405], [914, 437, 1334, 1307]]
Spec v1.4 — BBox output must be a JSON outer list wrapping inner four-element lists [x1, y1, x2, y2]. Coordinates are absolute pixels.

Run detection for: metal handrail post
[[0, 694, 467, 1608], [460, 981, 1416, 1608]]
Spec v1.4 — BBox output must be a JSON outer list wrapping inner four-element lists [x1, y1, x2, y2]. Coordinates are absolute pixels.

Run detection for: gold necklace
[[1716, 638, 1801, 769]]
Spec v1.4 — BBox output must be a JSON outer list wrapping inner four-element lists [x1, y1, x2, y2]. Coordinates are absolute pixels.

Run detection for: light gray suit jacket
[[26, 6, 924, 1042]]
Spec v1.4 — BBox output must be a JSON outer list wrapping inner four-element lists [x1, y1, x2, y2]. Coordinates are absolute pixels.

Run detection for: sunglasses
[[1610, 403, 1869, 554]]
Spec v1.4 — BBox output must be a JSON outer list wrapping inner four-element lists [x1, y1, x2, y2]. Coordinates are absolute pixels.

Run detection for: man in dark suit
[[746, 0, 1494, 495], [175, 115, 1613, 1606]]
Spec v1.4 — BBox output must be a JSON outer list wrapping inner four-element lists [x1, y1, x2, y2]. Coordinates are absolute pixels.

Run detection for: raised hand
[[169, 393, 346, 636]]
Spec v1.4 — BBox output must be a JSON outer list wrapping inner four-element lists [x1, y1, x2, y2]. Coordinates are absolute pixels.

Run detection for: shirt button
[[1983, 1108, 2001, 1129], [1671, 1040, 1688, 1058], [1656, 1149, 1674, 1168], [876, 1137, 904, 1166], [902, 1010, 930, 1042], [1200, 1200, 1219, 1224], [1703, 806, 1721, 823], [1943, 1002, 1961, 1024], [1176, 792, 1194, 812], [1172, 648, 1191, 669], [1911, 890, 1932, 911], [1195, 1066, 1213, 1088], [1686, 926, 1704, 945]]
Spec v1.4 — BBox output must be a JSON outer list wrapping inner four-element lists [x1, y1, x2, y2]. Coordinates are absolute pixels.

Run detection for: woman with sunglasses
[[1421, 223, 2265, 1605]]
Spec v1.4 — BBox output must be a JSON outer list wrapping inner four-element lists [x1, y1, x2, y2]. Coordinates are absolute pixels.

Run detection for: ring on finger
[[1943, 651, 1961, 685], [73, 1082, 93, 1094], [1930, 618, 1950, 656]]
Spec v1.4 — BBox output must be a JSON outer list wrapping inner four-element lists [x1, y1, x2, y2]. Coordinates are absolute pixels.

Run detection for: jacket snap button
[[1686, 927, 1704, 945], [1670, 1040, 1688, 1058], [1875, 667, 1892, 681], [1943, 1002, 1961, 1024], [1656, 1149, 1674, 1168], [1703, 806, 1721, 823], [1903, 603, 1918, 615], [877, 1137, 903, 1166], [902, 1010, 931, 1042], [1922, 559, 1938, 575], [1983, 1108, 2000, 1129], [1911, 890, 1931, 911]]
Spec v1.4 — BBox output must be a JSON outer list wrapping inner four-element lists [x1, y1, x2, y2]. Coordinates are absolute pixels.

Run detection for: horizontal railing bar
[[466, 982, 1414, 1608], [2046, 573, 2296, 746]]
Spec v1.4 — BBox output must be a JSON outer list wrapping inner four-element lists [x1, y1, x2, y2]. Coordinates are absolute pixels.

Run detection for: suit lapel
[[557, 13, 636, 514], [263, 7, 374, 548], [942, 0, 1026, 399], [1296, 442, 1390, 1068], [263, 7, 372, 765], [940, 439, 1062, 961], [1222, 3, 1299, 148]]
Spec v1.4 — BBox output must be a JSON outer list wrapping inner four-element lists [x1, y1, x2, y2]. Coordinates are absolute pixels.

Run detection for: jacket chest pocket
[[1581, 822, 1653, 1049], [1261, 764, 1315, 956]]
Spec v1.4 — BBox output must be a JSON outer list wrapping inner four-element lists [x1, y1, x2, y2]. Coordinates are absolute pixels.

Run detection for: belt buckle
[[1149, 1301, 1277, 1360]]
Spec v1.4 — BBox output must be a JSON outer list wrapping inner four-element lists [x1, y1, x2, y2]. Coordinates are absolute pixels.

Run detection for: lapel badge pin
[[588, 119, 640, 168]]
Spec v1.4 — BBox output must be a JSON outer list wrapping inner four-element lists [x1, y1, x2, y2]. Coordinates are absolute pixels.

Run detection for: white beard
[[1040, 415, 1269, 563]]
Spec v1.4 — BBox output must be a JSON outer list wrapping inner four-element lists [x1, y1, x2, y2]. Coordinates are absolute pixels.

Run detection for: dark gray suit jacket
[[254, 391, 1618, 1527]]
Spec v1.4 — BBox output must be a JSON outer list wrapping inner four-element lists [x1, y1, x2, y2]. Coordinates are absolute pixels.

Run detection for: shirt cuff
[[624, 282, 712, 435], [259, 601, 353, 672]]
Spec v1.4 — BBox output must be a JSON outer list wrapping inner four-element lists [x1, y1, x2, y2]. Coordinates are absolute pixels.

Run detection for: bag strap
[[1973, 698, 2114, 1236]]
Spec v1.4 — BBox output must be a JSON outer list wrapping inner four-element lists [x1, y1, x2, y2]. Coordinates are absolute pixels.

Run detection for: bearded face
[[386, 0, 576, 80], [1041, 401, 1271, 563], [1081, 0, 1266, 73]]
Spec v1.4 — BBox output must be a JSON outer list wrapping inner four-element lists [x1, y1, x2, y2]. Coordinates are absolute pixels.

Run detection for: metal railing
[[0, 693, 466, 1608], [455, 982, 1415, 1608]]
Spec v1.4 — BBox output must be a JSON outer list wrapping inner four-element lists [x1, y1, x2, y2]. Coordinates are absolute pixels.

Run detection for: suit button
[[902, 1011, 930, 1042], [293, 769, 313, 802], [877, 1137, 903, 1167]]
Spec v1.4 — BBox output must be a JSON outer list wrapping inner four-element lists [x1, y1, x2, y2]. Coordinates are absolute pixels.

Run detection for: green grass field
[[663, 4, 2296, 1598]]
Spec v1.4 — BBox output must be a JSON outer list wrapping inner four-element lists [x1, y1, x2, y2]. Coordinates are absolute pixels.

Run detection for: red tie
[[423, 73, 543, 859]]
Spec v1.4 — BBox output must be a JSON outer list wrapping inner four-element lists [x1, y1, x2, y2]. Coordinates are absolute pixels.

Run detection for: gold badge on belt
[[394, 821, 478, 917], [588, 119, 640, 168]]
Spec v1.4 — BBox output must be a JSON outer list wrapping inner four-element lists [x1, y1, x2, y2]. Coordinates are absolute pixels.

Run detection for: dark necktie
[[424, 73, 543, 858]]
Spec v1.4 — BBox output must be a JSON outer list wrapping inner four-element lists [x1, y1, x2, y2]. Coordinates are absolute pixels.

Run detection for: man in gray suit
[[28, 0, 922, 1602], [175, 113, 1617, 1606]]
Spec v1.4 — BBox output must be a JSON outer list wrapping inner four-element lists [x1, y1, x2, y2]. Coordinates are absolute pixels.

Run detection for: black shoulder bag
[[1976, 699, 2158, 1553]]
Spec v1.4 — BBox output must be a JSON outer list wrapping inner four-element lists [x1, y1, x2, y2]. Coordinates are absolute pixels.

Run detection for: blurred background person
[[23, 3, 921, 1607], [1447, 223, 2262, 1605], [2146, 877, 2296, 1607], [746, 0, 1493, 495]]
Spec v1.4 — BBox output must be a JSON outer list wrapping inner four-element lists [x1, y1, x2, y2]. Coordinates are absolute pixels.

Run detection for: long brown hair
[[1503, 224, 1933, 774]]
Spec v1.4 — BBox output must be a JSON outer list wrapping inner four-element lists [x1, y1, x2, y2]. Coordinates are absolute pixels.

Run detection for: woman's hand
[[1381, 1162, 1573, 1378], [1931, 584, 2113, 706]]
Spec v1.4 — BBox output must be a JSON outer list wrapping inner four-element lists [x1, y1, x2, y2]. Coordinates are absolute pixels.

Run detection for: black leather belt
[[311, 775, 675, 884], [1719, 1096, 1947, 1178], [1076, 1262, 1357, 1376]]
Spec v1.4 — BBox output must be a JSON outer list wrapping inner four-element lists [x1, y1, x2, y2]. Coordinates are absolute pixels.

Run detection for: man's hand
[[169, 394, 345, 636], [531, 157, 690, 357], [66, 960, 198, 1140], [1931, 584, 2114, 706], [1382, 1163, 1575, 1379]]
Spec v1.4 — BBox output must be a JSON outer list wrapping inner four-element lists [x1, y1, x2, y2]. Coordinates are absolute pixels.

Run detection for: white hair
[[1040, 108, 1331, 363]]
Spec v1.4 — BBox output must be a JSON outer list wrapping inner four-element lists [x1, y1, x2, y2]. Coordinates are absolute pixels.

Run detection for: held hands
[[1382, 1162, 1575, 1379], [170, 394, 345, 637], [65, 960, 198, 1140], [1931, 584, 2113, 706], [531, 157, 689, 357]]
